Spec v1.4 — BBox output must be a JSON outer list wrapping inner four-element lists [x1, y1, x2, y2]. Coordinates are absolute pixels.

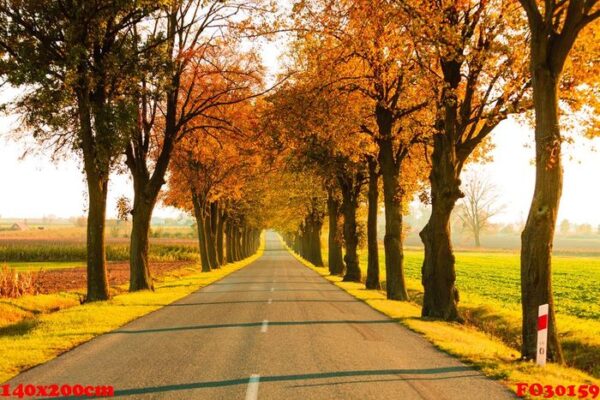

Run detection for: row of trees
[[0, 0, 272, 299], [1, 0, 598, 367], [268, 0, 599, 364]]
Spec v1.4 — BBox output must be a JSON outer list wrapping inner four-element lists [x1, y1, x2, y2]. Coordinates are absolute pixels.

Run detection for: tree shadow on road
[[109, 319, 402, 334], [82, 366, 478, 398]]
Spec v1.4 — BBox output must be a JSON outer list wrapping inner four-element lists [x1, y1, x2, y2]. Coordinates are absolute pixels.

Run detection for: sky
[[1, 42, 599, 225]]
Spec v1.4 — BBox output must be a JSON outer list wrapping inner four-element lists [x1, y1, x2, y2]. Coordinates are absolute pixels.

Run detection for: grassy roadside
[[0, 242, 264, 383], [284, 245, 599, 397], [321, 246, 600, 377]]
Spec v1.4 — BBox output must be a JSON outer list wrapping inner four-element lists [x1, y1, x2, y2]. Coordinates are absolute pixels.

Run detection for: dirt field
[[34, 261, 197, 294]]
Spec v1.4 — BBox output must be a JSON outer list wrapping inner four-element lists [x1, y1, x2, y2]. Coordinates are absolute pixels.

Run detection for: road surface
[[6, 231, 514, 399]]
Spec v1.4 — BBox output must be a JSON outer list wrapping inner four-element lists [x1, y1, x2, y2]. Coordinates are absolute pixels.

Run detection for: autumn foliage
[[1, 0, 599, 370]]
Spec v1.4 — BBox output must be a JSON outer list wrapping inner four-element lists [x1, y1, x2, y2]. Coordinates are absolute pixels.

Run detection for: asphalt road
[[6, 231, 515, 399]]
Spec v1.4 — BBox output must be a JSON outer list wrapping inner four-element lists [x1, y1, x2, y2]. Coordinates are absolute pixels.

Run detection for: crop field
[[395, 250, 600, 320], [0, 226, 199, 268]]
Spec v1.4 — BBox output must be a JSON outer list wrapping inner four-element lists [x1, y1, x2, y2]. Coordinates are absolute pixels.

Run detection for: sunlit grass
[[5, 262, 85, 272], [0, 243, 199, 263]]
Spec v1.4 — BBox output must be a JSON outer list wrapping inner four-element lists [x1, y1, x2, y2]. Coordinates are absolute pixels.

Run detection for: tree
[[365, 156, 381, 289], [0, 0, 156, 301], [575, 223, 593, 235], [398, 0, 530, 321], [265, 76, 375, 278], [560, 219, 571, 235], [517, 0, 600, 363], [165, 94, 264, 271], [326, 187, 345, 275], [292, 0, 431, 299], [457, 172, 504, 247], [124, 0, 269, 291], [265, 169, 328, 267]]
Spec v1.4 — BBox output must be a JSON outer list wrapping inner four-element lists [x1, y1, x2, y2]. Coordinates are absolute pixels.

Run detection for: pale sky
[[1, 42, 599, 225]]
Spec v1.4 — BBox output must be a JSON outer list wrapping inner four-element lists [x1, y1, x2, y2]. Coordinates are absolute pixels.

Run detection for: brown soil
[[35, 261, 198, 294]]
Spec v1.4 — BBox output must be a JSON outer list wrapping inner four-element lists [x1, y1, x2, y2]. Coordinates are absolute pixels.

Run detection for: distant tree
[[457, 172, 504, 247], [576, 223, 593, 235], [74, 217, 87, 228], [116, 197, 132, 222], [560, 219, 571, 235], [500, 224, 516, 234]]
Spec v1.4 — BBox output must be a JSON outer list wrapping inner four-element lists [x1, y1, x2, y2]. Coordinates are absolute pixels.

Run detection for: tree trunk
[[192, 194, 212, 272], [419, 54, 464, 318], [241, 225, 248, 259], [206, 203, 218, 268], [78, 89, 110, 302], [217, 208, 226, 265], [376, 108, 409, 300], [124, 113, 176, 292], [340, 181, 361, 282], [309, 215, 324, 266], [474, 230, 481, 247], [327, 190, 345, 276], [293, 233, 300, 254], [233, 225, 242, 261], [366, 157, 381, 290], [520, 65, 564, 363], [226, 221, 234, 263], [129, 194, 154, 291], [85, 176, 110, 301], [420, 133, 462, 320]]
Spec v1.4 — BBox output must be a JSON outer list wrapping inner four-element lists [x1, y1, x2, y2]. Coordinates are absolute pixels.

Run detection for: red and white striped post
[[536, 304, 549, 366]]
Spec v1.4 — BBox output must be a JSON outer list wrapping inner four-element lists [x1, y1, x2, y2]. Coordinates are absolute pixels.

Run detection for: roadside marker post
[[536, 304, 549, 366]]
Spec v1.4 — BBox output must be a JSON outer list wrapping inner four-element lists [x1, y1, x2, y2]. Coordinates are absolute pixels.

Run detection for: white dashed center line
[[245, 374, 260, 400]]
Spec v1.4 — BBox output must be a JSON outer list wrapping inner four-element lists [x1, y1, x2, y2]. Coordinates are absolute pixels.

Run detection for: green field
[[6, 261, 85, 272], [0, 242, 198, 264], [394, 250, 600, 320]]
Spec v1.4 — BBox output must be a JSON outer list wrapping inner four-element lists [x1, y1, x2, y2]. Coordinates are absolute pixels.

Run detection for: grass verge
[[284, 245, 600, 397], [0, 242, 264, 383], [320, 246, 600, 377]]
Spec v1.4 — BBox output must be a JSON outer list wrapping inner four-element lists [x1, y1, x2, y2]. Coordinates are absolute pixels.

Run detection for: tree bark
[[85, 175, 110, 301], [308, 213, 324, 266], [340, 178, 361, 282], [192, 193, 212, 272], [241, 225, 248, 259], [376, 105, 408, 300], [420, 132, 462, 320], [78, 89, 111, 302], [419, 47, 469, 320], [233, 224, 242, 261], [129, 194, 154, 291], [366, 157, 381, 290], [327, 190, 345, 276], [474, 230, 481, 247], [226, 221, 234, 263], [520, 64, 564, 363], [217, 208, 226, 265], [205, 203, 218, 268]]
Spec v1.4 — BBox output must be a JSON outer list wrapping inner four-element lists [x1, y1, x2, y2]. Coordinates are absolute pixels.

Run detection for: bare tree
[[457, 172, 504, 247]]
